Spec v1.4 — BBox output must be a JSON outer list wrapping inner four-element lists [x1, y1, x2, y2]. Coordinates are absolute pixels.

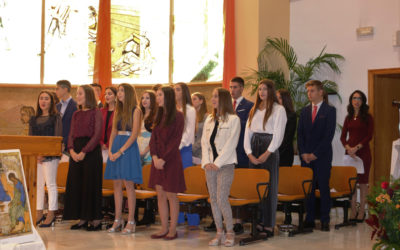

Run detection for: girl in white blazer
[[201, 87, 240, 247]]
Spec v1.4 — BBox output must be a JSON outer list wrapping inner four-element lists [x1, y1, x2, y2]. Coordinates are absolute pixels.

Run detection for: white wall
[[290, 0, 400, 165]]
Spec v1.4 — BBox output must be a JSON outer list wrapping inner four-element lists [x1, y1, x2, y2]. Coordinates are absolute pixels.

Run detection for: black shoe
[[70, 221, 88, 230], [39, 217, 56, 228], [87, 223, 102, 231], [36, 215, 46, 226], [233, 223, 244, 235], [203, 221, 216, 232], [303, 221, 315, 229], [321, 222, 330, 232], [355, 213, 366, 223]]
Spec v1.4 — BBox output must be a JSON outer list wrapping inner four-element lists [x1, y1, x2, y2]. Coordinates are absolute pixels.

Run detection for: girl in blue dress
[[105, 83, 143, 234]]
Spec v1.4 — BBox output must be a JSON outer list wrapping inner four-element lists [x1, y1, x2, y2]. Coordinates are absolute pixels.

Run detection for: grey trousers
[[249, 133, 279, 228], [205, 164, 235, 231]]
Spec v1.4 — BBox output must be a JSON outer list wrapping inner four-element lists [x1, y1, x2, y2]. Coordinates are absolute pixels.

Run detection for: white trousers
[[37, 159, 59, 211]]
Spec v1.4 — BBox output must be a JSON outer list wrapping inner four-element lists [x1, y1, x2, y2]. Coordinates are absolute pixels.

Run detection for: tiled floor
[[37, 211, 375, 250]]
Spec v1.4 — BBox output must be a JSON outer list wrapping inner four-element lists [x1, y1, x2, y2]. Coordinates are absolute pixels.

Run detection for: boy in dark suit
[[297, 80, 336, 232], [55, 80, 77, 161], [229, 77, 254, 168]]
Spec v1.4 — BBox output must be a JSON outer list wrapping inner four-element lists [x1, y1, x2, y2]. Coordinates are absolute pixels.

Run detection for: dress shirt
[[244, 103, 287, 154], [60, 97, 72, 117], [232, 96, 244, 111], [179, 104, 196, 149], [312, 101, 323, 116]]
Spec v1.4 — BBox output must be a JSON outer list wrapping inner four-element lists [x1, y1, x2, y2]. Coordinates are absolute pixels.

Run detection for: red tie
[[233, 100, 237, 111], [312, 105, 318, 123]]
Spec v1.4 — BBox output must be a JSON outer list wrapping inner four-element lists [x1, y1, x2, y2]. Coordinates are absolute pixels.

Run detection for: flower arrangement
[[366, 178, 400, 250]]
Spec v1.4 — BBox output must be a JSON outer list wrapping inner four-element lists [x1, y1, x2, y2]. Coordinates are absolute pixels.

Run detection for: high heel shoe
[[87, 222, 102, 231], [39, 217, 55, 228], [356, 213, 366, 223], [70, 221, 88, 230], [224, 232, 235, 247], [208, 231, 224, 246], [150, 231, 168, 239], [121, 221, 136, 234], [108, 219, 124, 233], [36, 215, 45, 226], [164, 232, 178, 240]]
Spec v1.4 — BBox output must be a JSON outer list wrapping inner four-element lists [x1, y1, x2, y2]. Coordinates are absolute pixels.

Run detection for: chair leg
[[288, 202, 313, 236], [334, 200, 356, 229], [283, 203, 292, 225], [239, 206, 268, 246]]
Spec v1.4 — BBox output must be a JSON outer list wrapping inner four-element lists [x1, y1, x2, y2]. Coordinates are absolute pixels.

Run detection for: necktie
[[233, 100, 237, 111], [312, 105, 318, 123]]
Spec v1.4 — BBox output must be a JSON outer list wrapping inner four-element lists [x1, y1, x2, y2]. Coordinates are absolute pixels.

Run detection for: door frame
[[368, 67, 400, 187]]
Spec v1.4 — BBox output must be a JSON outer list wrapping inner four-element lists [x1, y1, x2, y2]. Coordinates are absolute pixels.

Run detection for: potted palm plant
[[246, 37, 345, 115]]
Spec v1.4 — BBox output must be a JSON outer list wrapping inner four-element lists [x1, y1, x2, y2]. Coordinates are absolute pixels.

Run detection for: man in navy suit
[[230, 76, 254, 168], [297, 80, 336, 232], [55, 80, 77, 161]]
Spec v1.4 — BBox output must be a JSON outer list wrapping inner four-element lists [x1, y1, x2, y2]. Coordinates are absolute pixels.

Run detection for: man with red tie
[[297, 80, 336, 232]]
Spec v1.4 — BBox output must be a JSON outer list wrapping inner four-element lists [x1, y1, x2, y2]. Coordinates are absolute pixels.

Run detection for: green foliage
[[246, 37, 345, 114], [366, 177, 400, 249]]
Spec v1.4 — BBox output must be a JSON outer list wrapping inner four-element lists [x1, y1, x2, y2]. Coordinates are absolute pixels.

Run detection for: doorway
[[368, 68, 400, 187]]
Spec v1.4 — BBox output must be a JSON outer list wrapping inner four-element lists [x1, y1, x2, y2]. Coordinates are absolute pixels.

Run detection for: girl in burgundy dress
[[340, 90, 373, 222], [149, 86, 185, 240], [100, 86, 117, 162], [63, 85, 103, 231]]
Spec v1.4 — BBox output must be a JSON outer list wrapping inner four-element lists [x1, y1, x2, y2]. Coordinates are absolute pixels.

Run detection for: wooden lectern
[[0, 135, 62, 224]]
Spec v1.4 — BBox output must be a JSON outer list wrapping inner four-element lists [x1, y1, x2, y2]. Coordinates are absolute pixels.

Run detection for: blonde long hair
[[113, 83, 139, 130]]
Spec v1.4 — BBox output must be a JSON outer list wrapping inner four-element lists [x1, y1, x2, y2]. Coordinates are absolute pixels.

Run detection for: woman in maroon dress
[[63, 85, 103, 231], [340, 90, 373, 222], [149, 86, 185, 240]]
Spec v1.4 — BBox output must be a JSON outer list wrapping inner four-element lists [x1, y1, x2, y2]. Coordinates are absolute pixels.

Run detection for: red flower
[[381, 181, 389, 189]]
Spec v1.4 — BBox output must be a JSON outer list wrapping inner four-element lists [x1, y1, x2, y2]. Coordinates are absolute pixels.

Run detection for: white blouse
[[179, 104, 196, 149], [244, 103, 287, 155]]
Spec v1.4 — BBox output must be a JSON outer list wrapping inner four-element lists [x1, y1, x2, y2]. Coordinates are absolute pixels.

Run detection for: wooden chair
[[102, 163, 114, 197], [316, 166, 358, 229], [177, 166, 209, 217], [56, 162, 69, 194], [277, 166, 313, 236], [123, 164, 157, 226], [228, 168, 270, 246]]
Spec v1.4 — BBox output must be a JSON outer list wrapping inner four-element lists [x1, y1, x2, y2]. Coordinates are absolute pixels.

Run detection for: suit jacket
[[100, 107, 114, 148], [235, 97, 254, 166], [201, 114, 241, 168], [57, 98, 77, 149], [297, 102, 336, 167]]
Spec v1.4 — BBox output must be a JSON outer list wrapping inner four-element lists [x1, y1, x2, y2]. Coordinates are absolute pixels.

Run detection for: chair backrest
[[278, 166, 313, 195], [142, 164, 152, 190], [330, 166, 358, 192], [57, 162, 69, 187], [230, 169, 270, 200], [102, 163, 114, 189], [183, 166, 208, 195]]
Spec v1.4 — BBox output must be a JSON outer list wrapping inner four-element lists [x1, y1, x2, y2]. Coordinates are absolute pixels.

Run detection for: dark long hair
[[104, 86, 117, 109], [211, 88, 235, 122], [347, 90, 369, 123], [248, 79, 278, 129], [277, 89, 294, 113], [35, 90, 58, 117], [78, 85, 97, 110], [154, 86, 177, 127], [174, 82, 192, 119], [140, 90, 157, 126]]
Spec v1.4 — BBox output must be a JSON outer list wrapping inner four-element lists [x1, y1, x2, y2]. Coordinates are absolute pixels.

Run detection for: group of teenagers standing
[[28, 77, 373, 247]]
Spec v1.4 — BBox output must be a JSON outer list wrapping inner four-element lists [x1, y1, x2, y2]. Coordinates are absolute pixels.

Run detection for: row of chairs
[[53, 163, 357, 245]]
